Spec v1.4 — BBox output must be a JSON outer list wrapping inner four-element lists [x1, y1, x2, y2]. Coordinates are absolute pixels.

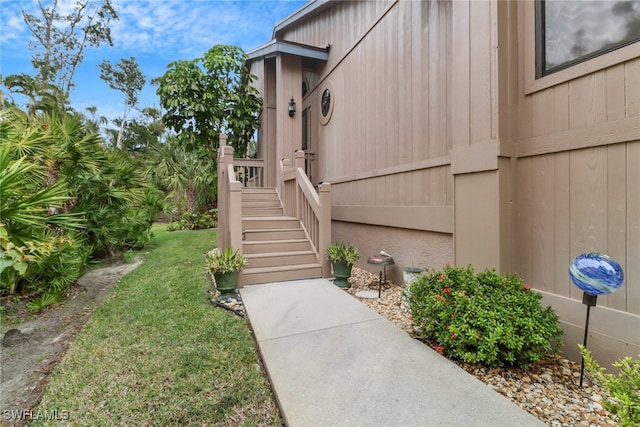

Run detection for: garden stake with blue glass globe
[[568, 253, 624, 387], [579, 292, 597, 387]]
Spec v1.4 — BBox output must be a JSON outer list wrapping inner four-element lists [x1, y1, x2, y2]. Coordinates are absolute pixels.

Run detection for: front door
[[301, 105, 316, 184]]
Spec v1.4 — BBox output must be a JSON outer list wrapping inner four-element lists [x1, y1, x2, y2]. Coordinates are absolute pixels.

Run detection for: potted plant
[[326, 242, 360, 288], [205, 247, 248, 301]]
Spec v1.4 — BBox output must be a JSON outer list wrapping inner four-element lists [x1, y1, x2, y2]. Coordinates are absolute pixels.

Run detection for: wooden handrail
[[295, 168, 320, 215], [234, 158, 265, 188], [279, 150, 331, 277], [218, 141, 332, 279], [234, 159, 264, 167]]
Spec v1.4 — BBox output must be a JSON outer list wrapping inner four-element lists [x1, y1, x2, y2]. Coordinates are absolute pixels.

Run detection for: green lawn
[[33, 226, 281, 426]]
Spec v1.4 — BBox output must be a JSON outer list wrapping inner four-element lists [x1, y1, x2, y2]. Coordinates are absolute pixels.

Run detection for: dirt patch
[[0, 261, 142, 426]]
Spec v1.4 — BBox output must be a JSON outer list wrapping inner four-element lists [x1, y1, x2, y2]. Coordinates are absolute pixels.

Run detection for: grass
[[32, 225, 281, 426]]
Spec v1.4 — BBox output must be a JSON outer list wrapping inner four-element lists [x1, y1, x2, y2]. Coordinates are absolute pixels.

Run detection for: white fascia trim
[[247, 40, 329, 62], [272, 0, 332, 38]]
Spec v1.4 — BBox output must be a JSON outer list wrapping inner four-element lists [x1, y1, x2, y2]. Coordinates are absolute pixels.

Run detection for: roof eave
[[272, 0, 333, 39], [246, 40, 329, 62]]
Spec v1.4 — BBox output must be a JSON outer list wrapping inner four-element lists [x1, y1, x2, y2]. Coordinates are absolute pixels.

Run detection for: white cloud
[[1, 0, 308, 118], [0, 2, 28, 46], [109, 0, 306, 58]]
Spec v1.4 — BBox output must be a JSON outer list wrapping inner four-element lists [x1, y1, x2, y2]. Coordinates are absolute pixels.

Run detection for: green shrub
[[205, 247, 247, 274], [406, 265, 564, 367], [167, 209, 217, 231], [30, 235, 89, 295], [580, 345, 640, 426], [27, 292, 61, 312], [0, 105, 167, 300]]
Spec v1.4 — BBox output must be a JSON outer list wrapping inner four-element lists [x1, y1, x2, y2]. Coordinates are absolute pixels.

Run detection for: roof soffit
[[246, 40, 329, 62]]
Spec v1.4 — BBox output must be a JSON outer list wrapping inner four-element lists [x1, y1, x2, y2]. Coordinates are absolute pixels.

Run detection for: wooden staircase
[[241, 188, 323, 285]]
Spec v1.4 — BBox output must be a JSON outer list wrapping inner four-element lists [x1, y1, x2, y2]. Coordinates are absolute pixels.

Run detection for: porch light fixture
[[288, 97, 296, 117]]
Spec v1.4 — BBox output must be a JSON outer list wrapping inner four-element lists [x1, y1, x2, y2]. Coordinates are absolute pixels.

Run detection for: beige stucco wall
[[332, 221, 453, 285]]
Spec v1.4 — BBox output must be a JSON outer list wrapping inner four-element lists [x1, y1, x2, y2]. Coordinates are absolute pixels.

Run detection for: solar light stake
[[366, 253, 394, 300], [579, 292, 597, 386], [569, 253, 624, 388]]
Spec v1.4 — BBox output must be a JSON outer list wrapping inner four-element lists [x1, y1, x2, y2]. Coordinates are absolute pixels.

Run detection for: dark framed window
[[536, 0, 640, 78]]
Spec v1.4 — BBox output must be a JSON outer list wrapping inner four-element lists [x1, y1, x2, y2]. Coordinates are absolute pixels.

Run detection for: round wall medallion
[[319, 80, 335, 126], [321, 89, 331, 116]]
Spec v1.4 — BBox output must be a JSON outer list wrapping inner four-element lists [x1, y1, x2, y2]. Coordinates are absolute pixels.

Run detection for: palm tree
[[151, 136, 215, 213], [0, 144, 84, 294]]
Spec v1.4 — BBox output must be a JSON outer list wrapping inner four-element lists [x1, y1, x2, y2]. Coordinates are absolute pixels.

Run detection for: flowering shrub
[[406, 265, 564, 367]]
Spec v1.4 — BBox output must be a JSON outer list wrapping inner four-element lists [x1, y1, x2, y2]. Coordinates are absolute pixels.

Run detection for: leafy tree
[[156, 44, 262, 164], [99, 57, 146, 149], [21, 0, 118, 100], [103, 107, 164, 153]]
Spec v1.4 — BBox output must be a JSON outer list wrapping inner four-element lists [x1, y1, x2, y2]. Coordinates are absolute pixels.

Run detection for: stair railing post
[[223, 145, 242, 254], [294, 150, 305, 170], [318, 182, 332, 277], [217, 134, 228, 250], [294, 150, 306, 219], [281, 158, 291, 216], [229, 180, 243, 254]]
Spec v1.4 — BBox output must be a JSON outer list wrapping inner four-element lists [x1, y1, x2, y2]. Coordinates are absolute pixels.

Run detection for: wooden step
[[236, 193, 322, 285], [244, 250, 318, 268], [242, 206, 284, 216], [242, 194, 281, 203], [242, 216, 300, 229], [241, 188, 279, 201], [243, 228, 306, 241], [243, 239, 312, 254], [241, 199, 282, 208], [242, 187, 277, 193], [242, 263, 322, 286]]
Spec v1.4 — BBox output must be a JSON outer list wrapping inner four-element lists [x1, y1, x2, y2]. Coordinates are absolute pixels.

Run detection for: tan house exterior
[[241, 0, 639, 367]]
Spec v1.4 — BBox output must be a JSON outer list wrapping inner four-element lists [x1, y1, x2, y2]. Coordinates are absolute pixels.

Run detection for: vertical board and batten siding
[[255, 0, 637, 362], [515, 0, 640, 358], [274, 0, 638, 313], [279, 0, 454, 211], [273, 0, 457, 283], [450, 0, 513, 271], [469, 0, 495, 145], [516, 55, 640, 316]]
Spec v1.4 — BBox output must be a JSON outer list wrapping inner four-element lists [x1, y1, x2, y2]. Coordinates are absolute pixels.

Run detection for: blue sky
[[0, 0, 307, 122]]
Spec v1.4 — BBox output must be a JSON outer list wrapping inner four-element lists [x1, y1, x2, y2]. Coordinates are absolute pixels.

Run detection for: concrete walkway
[[240, 278, 546, 427]]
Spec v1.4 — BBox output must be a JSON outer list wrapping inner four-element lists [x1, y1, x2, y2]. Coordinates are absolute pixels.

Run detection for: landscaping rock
[[2, 329, 25, 347]]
